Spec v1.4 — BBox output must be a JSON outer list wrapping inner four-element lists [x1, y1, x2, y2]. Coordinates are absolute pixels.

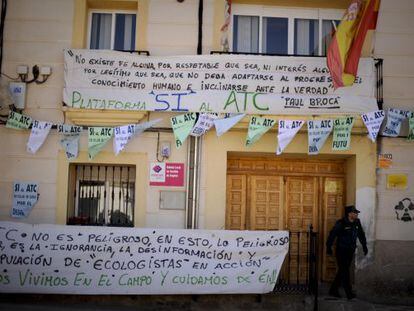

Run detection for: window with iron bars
[[67, 164, 135, 227]]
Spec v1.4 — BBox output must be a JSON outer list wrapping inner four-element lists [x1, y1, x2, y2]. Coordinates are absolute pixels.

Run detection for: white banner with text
[[63, 49, 377, 115], [0, 222, 289, 295]]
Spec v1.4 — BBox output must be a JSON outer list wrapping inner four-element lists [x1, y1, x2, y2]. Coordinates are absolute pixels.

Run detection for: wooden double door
[[226, 157, 346, 281]]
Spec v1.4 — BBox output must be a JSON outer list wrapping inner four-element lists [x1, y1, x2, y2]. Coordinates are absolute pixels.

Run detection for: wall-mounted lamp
[[16, 64, 52, 84]]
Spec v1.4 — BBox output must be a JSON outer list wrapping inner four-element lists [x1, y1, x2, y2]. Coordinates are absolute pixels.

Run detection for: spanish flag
[[327, 0, 380, 89]]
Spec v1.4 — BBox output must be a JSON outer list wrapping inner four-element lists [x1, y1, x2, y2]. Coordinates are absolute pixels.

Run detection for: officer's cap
[[345, 205, 360, 214]]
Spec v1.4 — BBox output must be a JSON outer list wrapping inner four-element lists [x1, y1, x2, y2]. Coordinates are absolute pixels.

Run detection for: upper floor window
[[232, 6, 342, 56], [88, 11, 136, 50]]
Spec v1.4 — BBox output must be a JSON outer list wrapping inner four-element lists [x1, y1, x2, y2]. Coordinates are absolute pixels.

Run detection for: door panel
[[226, 158, 346, 283], [249, 176, 283, 230], [284, 176, 318, 283], [285, 177, 318, 232], [226, 175, 247, 230], [322, 177, 345, 281]]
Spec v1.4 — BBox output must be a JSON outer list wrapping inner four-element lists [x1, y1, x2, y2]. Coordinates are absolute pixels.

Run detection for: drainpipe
[[185, 0, 203, 229], [197, 0, 203, 55], [185, 136, 202, 229]]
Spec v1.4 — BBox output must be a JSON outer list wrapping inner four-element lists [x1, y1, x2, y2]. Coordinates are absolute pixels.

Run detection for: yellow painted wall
[[373, 0, 414, 241], [0, 0, 388, 235], [0, 0, 191, 228], [0, 0, 74, 223], [0, 115, 188, 228]]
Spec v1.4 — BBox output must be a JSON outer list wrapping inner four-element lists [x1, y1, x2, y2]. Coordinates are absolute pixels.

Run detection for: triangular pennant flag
[[276, 120, 304, 155], [26, 120, 53, 154], [190, 113, 218, 137], [213, 113, 245, 137], [114, 124, 137, 156], [114, 119, 161, 155], [58, 124, 82, 160], [332, 117, 355, 151], [6, 111, 32, 130], [361, 110, 385, 142], [307, 119, 333, 155], [246, 116, 275, 146], [88, 127, 113, 160], [407, 113, 414, 141], [171, 113, 197, 148], [383, 108, 410, 137]]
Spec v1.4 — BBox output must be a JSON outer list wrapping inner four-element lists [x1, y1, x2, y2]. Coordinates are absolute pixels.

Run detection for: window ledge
[[63, 107, 148, 126]]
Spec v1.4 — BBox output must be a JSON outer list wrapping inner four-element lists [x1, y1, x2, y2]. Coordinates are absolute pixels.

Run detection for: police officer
[[326, 205, 368, 299]]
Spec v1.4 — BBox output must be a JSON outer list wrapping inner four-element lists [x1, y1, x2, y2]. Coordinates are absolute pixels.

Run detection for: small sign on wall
[[325, 180, 338, 193], [160, 191, 186, 210], [386, 174, 408, 190], [150, 162, 185, 187], [11, 182, 39, 218], [378, 153, 392, 169]]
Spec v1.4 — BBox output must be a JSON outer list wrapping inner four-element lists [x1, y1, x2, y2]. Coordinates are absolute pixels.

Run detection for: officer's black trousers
[[330, 248, 354, 297]]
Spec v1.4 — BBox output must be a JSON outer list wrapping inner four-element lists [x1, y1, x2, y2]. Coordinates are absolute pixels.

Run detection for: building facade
[[0, 0, 412, 301]]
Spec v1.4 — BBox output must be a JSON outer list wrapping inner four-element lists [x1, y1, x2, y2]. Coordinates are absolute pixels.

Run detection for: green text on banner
[[0, 221, 289, 294]]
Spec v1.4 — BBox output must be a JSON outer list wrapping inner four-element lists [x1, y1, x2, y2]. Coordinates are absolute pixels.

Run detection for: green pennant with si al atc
[[171, 113, 197, 148]]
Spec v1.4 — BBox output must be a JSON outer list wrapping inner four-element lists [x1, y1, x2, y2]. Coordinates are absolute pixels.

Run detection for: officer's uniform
[[326, 208, 367, 299]]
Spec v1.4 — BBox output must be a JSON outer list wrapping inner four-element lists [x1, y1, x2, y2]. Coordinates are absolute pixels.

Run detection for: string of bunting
[[4, 108, 414, 160]]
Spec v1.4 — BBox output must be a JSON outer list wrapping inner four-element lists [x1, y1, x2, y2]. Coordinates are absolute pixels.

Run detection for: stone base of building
[[356, 240, 414, 305]]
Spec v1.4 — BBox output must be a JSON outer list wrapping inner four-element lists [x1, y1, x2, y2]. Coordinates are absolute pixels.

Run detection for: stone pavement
[[318, 296, 414, 311], [0, 295, 413, 311]]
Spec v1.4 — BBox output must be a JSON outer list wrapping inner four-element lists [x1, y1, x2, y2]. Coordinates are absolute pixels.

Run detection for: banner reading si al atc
[[64, 49, 377, 115], [0, 222, 289, 294]]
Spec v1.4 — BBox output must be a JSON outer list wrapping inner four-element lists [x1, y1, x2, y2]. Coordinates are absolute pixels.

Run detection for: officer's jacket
[[326, 217, 367, 251]]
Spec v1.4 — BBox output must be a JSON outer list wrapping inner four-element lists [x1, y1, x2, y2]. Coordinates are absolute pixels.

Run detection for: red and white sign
[[150, 162, 185, 187]]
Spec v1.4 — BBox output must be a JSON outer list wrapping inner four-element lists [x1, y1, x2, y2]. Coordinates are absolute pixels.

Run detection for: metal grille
[[273, 226, 318, 298], [275, 231, 309, 292], [67, 164, 135, 227], [375, 58, 384, 110]]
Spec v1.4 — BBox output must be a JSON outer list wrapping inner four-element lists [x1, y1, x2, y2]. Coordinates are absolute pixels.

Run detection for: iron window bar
[[68, 164, 135, 227], [116, 49, 150, 56]]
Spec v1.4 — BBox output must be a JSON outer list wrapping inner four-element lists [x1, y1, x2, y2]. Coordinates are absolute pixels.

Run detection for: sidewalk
[[318, 296, 414, 311], [0, 295, 413, 311]]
